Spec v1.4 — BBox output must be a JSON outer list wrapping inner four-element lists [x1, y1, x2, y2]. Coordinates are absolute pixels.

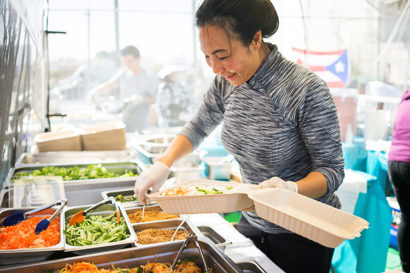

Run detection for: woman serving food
[[134, 0, 344, 272]]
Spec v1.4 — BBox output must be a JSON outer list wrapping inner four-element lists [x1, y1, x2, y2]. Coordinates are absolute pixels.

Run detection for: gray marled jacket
[[181, 44, 344, 234]]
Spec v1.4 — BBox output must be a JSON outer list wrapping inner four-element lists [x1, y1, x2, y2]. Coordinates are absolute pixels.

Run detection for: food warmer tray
[[5, 161, 143, 188], [125, 205, 181, 224], [15, 151, 135, 167], [101, 188, 145, 208], [0, 189, 9, 208], [0, 207, 65, 266], [0, 238, 243, 273], [132, 219, 194, 248], [63, 203, 136, 255]]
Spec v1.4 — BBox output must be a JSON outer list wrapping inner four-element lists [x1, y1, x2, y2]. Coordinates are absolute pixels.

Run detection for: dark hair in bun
[[195, 0, 279, 46]]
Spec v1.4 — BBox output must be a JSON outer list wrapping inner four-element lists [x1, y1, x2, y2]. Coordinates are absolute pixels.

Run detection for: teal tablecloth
[[342, 137, 367, 171], [366, 150, 394, 196], [332, 171, 392, 273]]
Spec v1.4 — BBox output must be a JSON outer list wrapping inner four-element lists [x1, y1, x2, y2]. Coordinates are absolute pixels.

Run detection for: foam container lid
[[248, 188, 369, 248]]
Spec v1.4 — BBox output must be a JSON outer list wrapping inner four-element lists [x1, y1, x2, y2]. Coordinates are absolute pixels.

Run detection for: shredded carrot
[[57, 261, 205, 273], [0, 216, 60, 249], [162, 186, 193, 196]]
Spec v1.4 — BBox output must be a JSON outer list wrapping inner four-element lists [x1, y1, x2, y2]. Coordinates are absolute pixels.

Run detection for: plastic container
[[248, 188, 369, 248], [173, 166, 203, 185], [202, 157, 232, 181], [141, 134, 174, 153], [10, 176, 66, 208], [81, 121, 127, 151], [149, 180, 253, 214], [35, 130, 82, 152]]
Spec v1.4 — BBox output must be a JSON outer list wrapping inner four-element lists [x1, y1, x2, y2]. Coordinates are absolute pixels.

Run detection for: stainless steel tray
[[6, 161, 143, 188], [196, 225, 228, 246], [237, 261, 266, 273], [133, 219, 194, 248], [64, 203, 136, 255], [15, 151, 135, 166], [0, 238, 242, 272], [0, 207, 65, 266], [64, 180, 136, 207], [0, 190, 9, 208], [101, 187, 141, 208], [126, 205, 181, 224]]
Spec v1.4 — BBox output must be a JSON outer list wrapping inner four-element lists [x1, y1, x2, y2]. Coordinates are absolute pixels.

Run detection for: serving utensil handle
[[84, 198, 114, 214], [47, 200, 67, 222]]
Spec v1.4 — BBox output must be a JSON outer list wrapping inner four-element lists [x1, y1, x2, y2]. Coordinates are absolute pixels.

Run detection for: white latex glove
[[259, 177, 298, 193], [134, 162, 171, 204]]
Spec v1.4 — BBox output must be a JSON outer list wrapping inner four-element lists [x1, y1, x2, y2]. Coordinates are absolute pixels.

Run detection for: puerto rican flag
[[291, 48, 350, 88]]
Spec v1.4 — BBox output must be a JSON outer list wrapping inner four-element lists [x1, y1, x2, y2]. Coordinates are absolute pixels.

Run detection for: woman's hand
[[134, 162, 171, 204], [259, 177, 298, 192]]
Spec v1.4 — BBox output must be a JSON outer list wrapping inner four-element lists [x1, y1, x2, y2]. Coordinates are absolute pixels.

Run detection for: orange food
[[58, 261, 205, 273], [162, 186, 193, 197], [0, 216, 60, 249], [127, 210, 179, 223]]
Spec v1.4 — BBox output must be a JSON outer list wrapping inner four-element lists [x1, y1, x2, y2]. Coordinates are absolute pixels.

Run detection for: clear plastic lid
[[10, 176, 66, 208]]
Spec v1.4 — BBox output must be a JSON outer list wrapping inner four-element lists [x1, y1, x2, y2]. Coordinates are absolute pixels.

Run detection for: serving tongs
[[35, 199, 67, 234], [171, 233, 209, 273], [69, 197, 120, 226], [2, 199, 66, 227]]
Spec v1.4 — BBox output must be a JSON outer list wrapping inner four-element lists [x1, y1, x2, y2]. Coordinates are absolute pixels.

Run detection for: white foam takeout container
[[247, 188, 369, 248], [150, 179, 369, 248], [148, 179, 253, 214]]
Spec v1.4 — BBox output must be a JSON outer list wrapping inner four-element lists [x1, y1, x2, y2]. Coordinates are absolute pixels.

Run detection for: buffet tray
[[0, 207, 65, 266], [132, 219, 194, 247], [101, 187, 155, 208], [125, 205, 180, 224], [0, 238, 242, 272], [5, 161, 142, 188], [0, 189, 9, 208], [15, 151, 135, 166], [64, 203, 136, 255]]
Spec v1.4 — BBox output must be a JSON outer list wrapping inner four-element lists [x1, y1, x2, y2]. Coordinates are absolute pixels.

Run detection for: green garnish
[[12, 164, 138, 181], [65, 213, 129, 246]]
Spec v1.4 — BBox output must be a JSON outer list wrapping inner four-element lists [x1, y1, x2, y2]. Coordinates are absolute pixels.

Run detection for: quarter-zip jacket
[[181, 44, 345, 234]]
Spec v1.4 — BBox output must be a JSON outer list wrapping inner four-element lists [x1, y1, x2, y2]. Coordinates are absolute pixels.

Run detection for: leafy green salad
[[12, 164, 138, 181]]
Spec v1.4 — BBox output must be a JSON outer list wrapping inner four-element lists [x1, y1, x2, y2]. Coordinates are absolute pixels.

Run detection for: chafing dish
[[0, 190, 9, 208], [64, 203, 136, 255], [237, 261, 266, 273], [15, 150, 135, 166], [133, 219, 193, 247], [197, 225, 229, 247], [0, 238, 242, 272], [6, 161, 142, 188], [126, 205, 180, 224], [0, 207, 65, 266], [101, 188, 144, 208]]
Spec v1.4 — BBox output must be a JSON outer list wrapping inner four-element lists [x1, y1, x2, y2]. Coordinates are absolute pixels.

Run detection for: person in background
[[87, 45, 158, 132], [134, 1, 344, 272], [388, 89, 410, 273], [156, 66, 191, 127]]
